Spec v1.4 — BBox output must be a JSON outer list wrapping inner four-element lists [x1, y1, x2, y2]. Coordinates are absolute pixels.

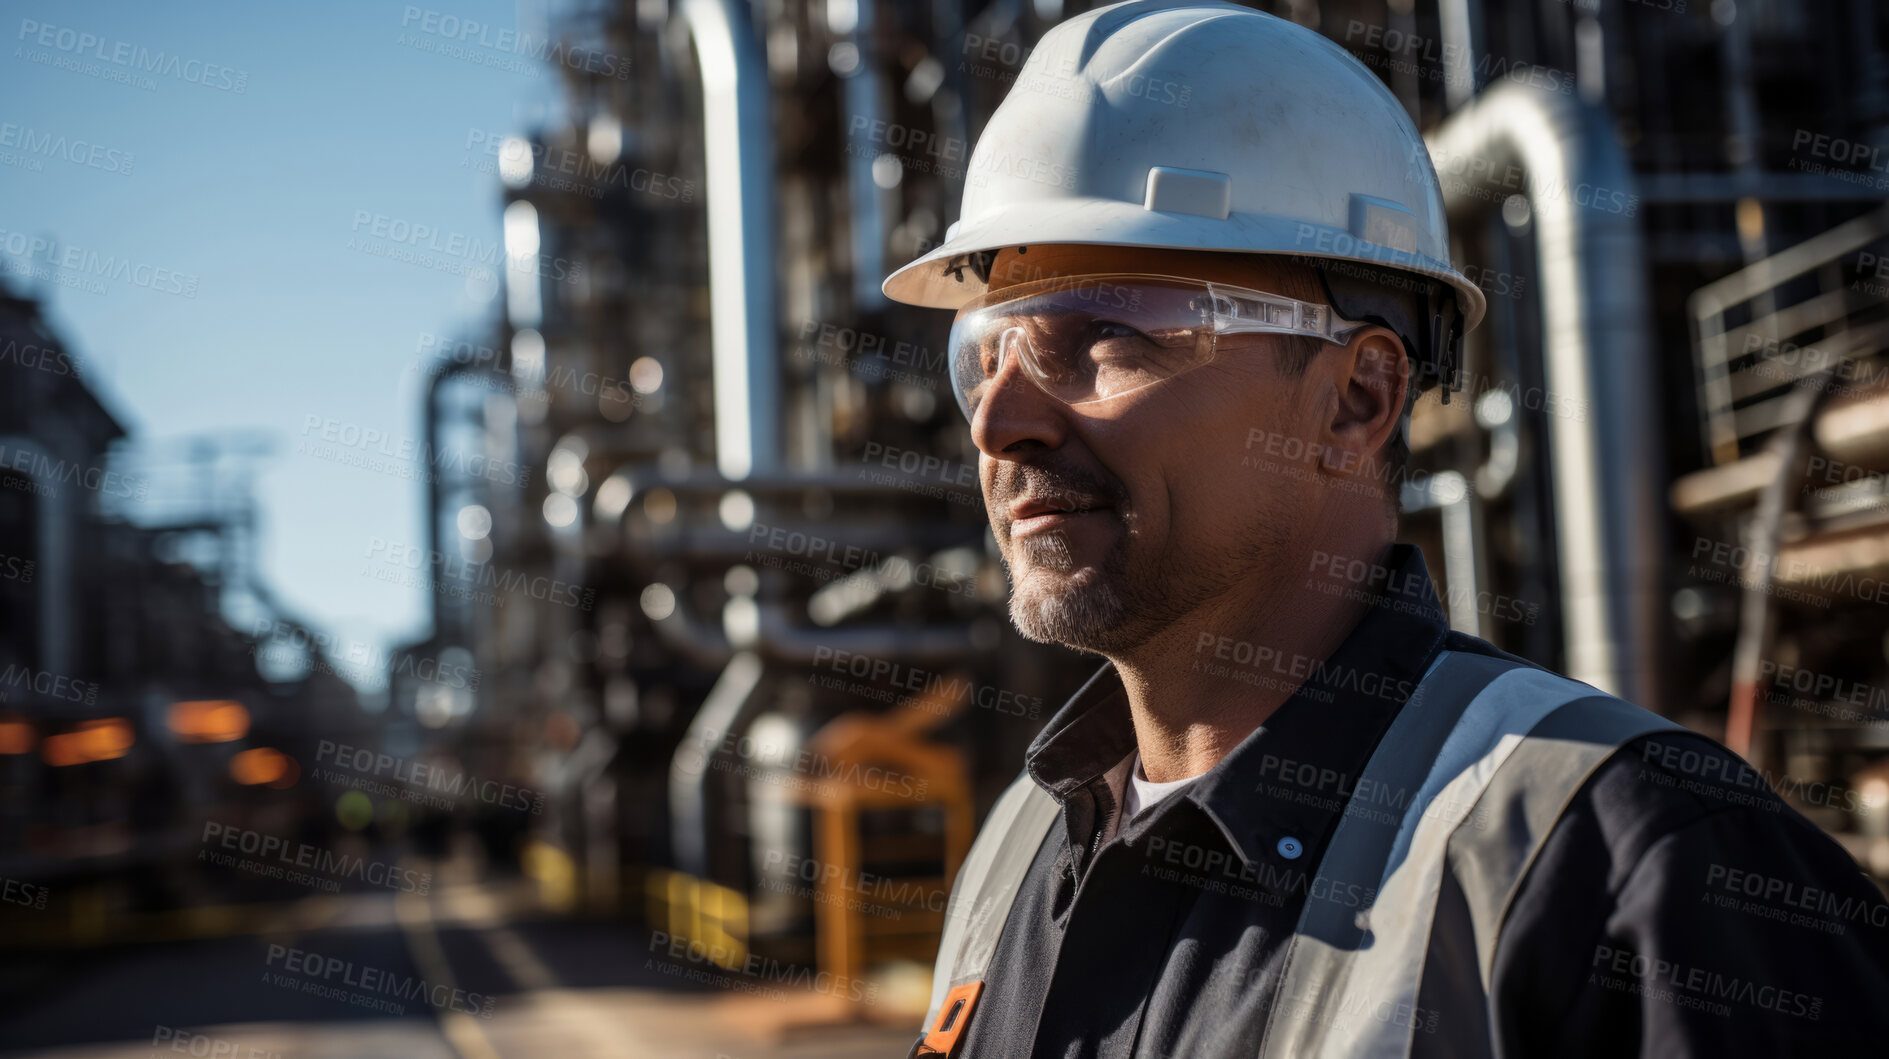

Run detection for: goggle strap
[[1209, 283, 1359, 342]]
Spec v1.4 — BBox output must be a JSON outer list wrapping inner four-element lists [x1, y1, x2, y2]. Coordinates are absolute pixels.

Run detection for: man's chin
[[1007, 570, 1129, 652]]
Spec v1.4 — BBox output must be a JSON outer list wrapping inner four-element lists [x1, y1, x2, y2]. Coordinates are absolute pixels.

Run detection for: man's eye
[[1086, 320, 1152, 359]]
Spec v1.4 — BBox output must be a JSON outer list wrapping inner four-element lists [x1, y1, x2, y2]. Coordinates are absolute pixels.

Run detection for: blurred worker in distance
[[881, 2, 1889, 1057]]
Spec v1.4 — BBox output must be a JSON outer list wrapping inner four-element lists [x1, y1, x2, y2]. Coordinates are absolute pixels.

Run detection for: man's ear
[[1317, 327, 1408, 481]]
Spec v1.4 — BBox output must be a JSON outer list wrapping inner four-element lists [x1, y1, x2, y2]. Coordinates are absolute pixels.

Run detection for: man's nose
[[969, 331, 1070, 459]]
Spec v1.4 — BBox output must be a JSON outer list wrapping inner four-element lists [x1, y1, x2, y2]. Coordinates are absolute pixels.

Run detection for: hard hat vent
[[1143, 167, 1232, 220], [1348, 195, 1422, 255]]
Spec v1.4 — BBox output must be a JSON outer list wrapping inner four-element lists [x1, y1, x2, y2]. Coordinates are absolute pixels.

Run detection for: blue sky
[[2, 0, 562, 688]]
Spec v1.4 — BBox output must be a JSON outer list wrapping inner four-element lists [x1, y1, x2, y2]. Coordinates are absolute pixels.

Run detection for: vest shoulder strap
[[1260, 649, 1680, 1059], [916, 771, 1061, 1056]]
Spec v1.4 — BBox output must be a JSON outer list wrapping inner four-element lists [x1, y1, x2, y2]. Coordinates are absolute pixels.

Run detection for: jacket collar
[[1023, 542, 1452, 876]]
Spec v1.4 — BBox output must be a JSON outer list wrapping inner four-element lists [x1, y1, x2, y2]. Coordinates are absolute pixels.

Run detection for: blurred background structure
[[3, 0, 1889, 1056]]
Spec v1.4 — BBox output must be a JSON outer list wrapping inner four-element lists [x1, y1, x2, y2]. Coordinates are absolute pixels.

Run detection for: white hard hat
[[881, 0, 1487, 335]]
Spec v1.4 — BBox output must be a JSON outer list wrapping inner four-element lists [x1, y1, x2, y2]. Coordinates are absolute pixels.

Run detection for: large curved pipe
[[682, 0, 780, 480], [1426, 79, 1663, 705], [669, 650, 767, 877]]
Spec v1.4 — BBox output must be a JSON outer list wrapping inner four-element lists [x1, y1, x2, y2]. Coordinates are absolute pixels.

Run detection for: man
[[881, 2, 1889, 1056]]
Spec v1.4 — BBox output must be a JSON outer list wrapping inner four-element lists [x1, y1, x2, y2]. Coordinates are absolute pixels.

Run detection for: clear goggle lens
[[946, 273, 1363, 420]]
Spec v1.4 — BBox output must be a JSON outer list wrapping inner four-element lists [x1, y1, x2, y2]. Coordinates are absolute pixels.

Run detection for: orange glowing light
[[230, 746, 296, 787], [0, 718, 35, 755], [168, 700, 250, 743], [41, 718, 134, 766]]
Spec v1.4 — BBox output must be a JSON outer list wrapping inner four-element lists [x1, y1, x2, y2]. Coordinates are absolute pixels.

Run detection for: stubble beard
[[1001, 512, 1291, 657], [1002, 527, 1137, 653], [991, 458, 1227, 655]]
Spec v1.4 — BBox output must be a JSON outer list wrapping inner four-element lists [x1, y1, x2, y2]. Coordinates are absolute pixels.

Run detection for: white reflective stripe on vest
[[923, 769, 1064, 1030], [1258, 650, 1679, 1057]]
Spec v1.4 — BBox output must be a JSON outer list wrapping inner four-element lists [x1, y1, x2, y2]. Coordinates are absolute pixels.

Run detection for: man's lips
[[1006, 495, 1114, 536]]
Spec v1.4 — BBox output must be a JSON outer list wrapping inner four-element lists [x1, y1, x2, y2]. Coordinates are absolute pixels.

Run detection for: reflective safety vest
[[912, 649, 1680, 1058]]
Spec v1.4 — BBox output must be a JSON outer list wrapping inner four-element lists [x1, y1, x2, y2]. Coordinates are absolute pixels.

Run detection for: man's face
[[966, 245, 1339, 654]]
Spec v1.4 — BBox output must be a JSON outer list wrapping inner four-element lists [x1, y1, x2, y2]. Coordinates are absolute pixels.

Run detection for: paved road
[[0, 883, 920, 1059]]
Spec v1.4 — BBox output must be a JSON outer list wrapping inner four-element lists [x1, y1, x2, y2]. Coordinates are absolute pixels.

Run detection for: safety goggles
[[947, 273, 1367, 419]]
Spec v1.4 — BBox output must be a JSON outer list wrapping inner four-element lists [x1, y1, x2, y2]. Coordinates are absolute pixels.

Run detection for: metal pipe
[[1638, 172, 1889, 203], [1813, 386, 1889, 466], [1401, 472, 1490, 638], [669, 650, 768, 877], [0, 435, 71, 675], [1669, 452, 1783, 516], [1427, 80, 1664, 704], [649, 605, 736, 669], [665, 614, 980, 876], [599, 466, 983, 505], [840, 0, 888, 312], [1436, 0, 1480, 113], [807, 545, 982, 626], [1670, 383, 1889, 515], [627, 523, 983, 563], [682, 0, 780, 480], [1473, 210, 1525, 504], [1727, 370, 1837, 764], [423, 356, 509, 643], [656, 4, 796, 889], [730, 599, 981, 664]]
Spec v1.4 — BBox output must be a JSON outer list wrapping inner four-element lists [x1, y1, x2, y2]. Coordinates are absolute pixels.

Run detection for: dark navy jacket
[[944, 544, 1889, 1057]]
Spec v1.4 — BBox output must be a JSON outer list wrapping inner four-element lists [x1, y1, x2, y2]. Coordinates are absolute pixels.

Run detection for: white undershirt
[[1121, 750, 1201, 820]]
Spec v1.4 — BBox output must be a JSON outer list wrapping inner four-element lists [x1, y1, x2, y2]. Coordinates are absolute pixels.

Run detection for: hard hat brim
[[882, 197, 1488, 332]]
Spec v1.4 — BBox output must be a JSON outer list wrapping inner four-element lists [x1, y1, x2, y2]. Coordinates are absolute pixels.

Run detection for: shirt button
[[1277, 836, 1303, 860]]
